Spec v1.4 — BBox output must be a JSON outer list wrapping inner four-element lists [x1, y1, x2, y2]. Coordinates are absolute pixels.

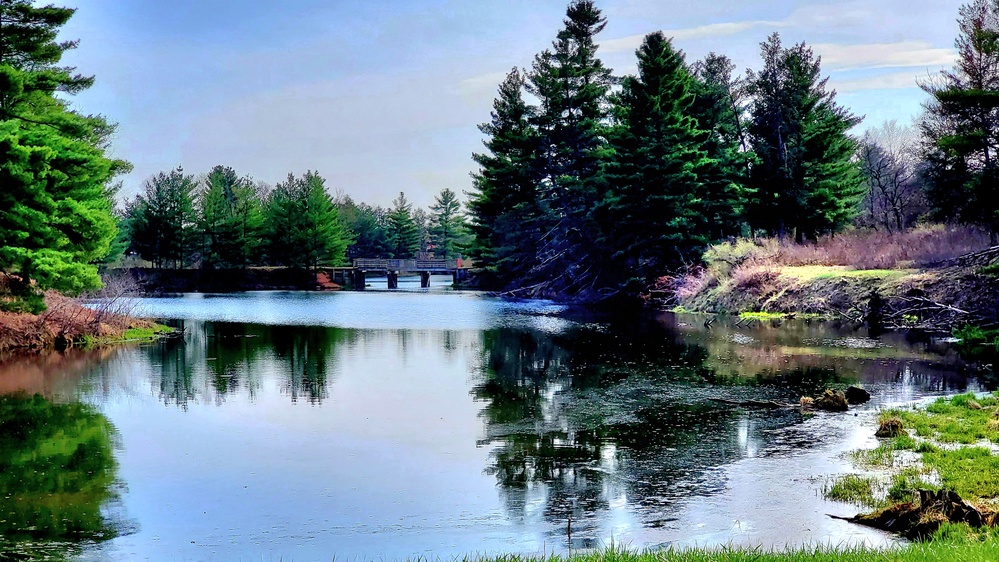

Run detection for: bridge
[[334, 258, 471, 289]]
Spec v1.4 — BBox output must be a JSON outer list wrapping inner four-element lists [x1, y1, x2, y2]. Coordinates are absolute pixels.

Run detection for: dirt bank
[[0, 293, 153, 355], [662, 229, 999, 330]]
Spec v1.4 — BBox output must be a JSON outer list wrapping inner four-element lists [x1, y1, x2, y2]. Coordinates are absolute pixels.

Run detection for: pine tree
[[429, 188, 469, 259], [595, 32, 717, 281], [468, 68, 545, 287], [338, 198, 391, 259], [0, 2, 128, 312], [525, 0, 613, 292], [263, 171, 347, 270], [921, 0, 999, 239], [198, 165, 263, 269], [690, 52, 750, 238], [386, 192, 421, 259], [745, 33, 862, 241], [129, 168, 197, 268]]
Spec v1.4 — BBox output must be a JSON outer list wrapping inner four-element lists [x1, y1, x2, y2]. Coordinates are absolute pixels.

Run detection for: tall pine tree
[[595, 32, 719, 282], [0, 2, 128, 312], [525, 0, 613, 294], [468, 68, 545, 287], [745, 34, 862, 241]]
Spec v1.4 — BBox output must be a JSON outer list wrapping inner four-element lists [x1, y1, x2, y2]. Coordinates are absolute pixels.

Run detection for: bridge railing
[[352, 258, 469, 271]]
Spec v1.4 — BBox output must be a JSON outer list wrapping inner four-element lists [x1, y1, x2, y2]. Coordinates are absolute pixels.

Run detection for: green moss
[[738, 311, 788, 320]]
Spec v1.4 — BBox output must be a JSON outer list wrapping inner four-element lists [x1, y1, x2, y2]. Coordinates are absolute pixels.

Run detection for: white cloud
[[813, 41, 956, 71], [600, 20, 781, 54], [829, 70, 938, 92]]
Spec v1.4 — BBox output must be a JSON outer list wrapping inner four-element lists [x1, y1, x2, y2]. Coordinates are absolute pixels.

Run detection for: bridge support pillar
[[352, 269, 366, 290], [387, 271, 399, 289], [420, 271, 431, 288]]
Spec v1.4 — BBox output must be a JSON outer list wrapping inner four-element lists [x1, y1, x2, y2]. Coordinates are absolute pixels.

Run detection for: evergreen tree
[[385, 192, 421, 259], [129, 168, 197, 268], [429, 188, 469, 259], [921, 0, 999, 240], [468, 68, 545, 287], [745, 33, 863, 241], [525, 0, 613, 291], [595, 32, 718, 281], [690, 52, 750, 238], [198, 165, 263, 269], [263, 171, 347, 270], [338, 198, 391, 259], [0, 1, 128, 312]]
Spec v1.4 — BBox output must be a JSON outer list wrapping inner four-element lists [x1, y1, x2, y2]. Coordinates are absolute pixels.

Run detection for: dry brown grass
[[672, 224, 998, 319], [0, 292, 149, 354], [769, 224, 992, 269]]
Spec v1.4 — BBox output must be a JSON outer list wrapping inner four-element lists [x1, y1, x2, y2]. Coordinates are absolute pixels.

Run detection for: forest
[[465, 0, 999, 300], [3, 0, 999, 312]]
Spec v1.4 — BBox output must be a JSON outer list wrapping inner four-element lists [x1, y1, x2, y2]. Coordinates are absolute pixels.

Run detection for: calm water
[[0, 282, 990, 561]]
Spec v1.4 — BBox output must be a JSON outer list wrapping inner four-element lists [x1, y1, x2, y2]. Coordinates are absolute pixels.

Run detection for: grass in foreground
[[476, 539, 999, 562]]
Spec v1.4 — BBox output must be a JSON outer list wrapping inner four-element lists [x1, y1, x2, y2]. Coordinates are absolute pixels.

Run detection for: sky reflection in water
[[0, 290, 990, 561]]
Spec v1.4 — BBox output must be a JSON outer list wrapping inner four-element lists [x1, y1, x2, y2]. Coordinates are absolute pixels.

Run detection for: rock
[[814, 389, 849, 412], [876, 417, 906, 438], [845, 386, 871, 405]]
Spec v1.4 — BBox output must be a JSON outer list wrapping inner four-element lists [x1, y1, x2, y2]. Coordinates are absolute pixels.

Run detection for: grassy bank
[[670, 225, 998, 330], [821, 392, 999, 547]]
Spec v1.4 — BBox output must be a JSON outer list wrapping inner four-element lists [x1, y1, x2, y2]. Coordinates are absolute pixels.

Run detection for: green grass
[[84, 323, 173, 347], [854, 393, 999, 502], [467, 541, 999, 562], [823, 474, 880, 508], [896, 393, 999, 445], [780, 266, 914, 281]]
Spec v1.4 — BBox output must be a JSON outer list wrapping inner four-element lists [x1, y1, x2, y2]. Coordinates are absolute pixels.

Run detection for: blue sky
[[58, 0, 964, 209]]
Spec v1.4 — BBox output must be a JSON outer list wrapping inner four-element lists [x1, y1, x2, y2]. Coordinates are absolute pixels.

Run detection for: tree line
[[467, 0, 999, 299], [120, 167, 472, 270]]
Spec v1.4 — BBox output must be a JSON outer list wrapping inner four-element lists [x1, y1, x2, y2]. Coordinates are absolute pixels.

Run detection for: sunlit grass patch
[[471, 541, 999, 561], [897, 393, 999, 444], [780, 266, 914, 281]]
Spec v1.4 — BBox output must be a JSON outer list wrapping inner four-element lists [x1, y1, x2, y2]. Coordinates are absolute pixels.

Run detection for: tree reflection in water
[[472, 319, 851, 544], [147, 321, 355, 406], [0, 393, 124, 559]]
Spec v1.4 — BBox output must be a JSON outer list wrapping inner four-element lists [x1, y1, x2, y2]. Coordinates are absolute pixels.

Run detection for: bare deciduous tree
[[858, 121, 927, 232]]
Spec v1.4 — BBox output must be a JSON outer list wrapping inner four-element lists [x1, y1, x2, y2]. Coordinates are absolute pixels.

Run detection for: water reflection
[[0, 394, 123, 558], [0, 299, 992, 559], [472, 314, 989, 546]]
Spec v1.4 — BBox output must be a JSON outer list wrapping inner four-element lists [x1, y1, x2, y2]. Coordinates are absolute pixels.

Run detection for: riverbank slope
[[664, 226, 999, 331], [0, 293, 158, 354]]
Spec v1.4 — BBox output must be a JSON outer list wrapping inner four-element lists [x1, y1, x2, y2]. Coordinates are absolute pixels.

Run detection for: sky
[[58, 0, 966, 209]]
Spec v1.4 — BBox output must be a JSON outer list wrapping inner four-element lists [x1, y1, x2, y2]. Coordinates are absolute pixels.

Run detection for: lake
[[0, 281, 990, 561]]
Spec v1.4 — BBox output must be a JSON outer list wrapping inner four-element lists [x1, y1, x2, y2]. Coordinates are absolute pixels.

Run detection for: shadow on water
[[0, 393, 126, 560]]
